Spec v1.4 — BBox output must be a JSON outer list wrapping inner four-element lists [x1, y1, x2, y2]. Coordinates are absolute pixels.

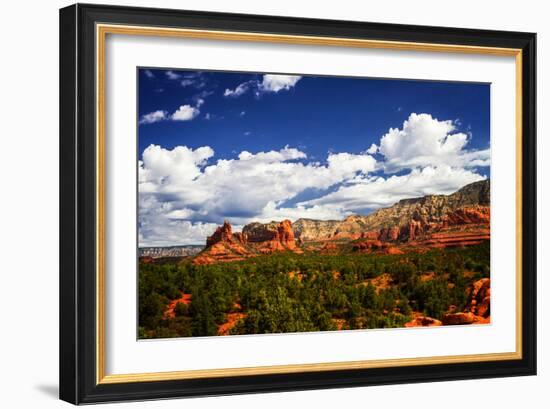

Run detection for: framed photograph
[[59, 3, 536, 404]]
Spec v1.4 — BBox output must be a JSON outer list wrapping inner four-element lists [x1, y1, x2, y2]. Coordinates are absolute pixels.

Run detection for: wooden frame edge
[[98, 352, 522, 384], [94, 22, 525, 385]]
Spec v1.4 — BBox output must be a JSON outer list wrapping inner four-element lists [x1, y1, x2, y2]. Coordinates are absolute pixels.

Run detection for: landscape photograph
[[137, 68, 491, 339]]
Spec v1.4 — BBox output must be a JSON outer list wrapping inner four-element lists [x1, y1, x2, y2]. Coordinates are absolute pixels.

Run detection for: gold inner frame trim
[[96, 23, 523, 385]]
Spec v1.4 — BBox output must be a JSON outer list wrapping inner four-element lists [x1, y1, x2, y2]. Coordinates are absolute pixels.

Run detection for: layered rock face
[[342, 180, 490, 251], [206, 221, 235, 247], [194, 222, 251, 265], [442, 206, 490, 226], [352, 205, 490, 250], [193, 180, 490, 263], [368, 179, 490, 231], [242, 219, 297, 251], [292, 219, 341, 242], [194, 219, 299, 264], [292, 180, 490, 243]]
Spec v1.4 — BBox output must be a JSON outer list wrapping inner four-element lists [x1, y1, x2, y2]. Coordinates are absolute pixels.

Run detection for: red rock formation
[[405, 315, 442, 327], [195, 199, 490, 263], [405, 280, 490, 328], [465, 278, 491, 318], [421, 229, 490, 248], [206, 220, 234, 247], [233, 232, 248, 245], [361, 231, 380, 240], [277, 220, 297, 250], [442, 312, 476, 325], [244, 219, 297, 252], [351, 205, 489, 254], [407, 219, 423, 241], [352, 239, 384, 251], [384, 246, 404, 255], [203, 220, 253, 249], [194, 220, 299, 264], [320, 242, 338, 254], [442, 278, 490, 325], [443, 206, 490, 226], [194, 221, 252, 264], [379, 226, 400, 241], [353, 224, 490, 254], [193, 241, 251, 265]]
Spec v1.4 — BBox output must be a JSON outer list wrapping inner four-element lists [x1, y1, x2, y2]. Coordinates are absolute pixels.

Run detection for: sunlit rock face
[[193, 180, 490, 264]]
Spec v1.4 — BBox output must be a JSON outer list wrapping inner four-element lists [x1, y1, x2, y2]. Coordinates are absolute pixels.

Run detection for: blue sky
[[138, 68, 490, 246]]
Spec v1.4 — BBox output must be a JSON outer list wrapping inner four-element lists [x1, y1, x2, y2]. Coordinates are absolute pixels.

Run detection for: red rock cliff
[[242, 219, 297, 251], [206, 220, 234, 247], [194, 219, 298, 264], [277, 220, 297, 250]]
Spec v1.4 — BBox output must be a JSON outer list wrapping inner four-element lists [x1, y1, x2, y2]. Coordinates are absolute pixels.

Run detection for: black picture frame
[[59, 3, 536, 405]]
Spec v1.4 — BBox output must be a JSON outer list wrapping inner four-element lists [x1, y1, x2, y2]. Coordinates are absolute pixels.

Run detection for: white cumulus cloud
[[379, 113, 489, 172], [139, 110, 167, 125], [224, 74, 302, 98], [224, 81, 253, 97], [139, 144, 214, 191], [259, 75, 302, 93], [140, 213, 218, 247], [366, 143, 378, 154], [171, 105, 200, 121]]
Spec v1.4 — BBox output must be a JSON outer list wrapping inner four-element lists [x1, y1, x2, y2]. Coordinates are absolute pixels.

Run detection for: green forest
[[138, 242, 490, 339]]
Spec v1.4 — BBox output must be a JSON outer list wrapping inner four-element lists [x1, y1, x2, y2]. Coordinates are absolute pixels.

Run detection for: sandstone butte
[[193, 219, 300, 265], [190, 180, 490, 264]]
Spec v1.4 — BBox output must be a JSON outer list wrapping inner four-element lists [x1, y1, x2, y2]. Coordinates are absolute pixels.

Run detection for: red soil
[[163, 293, 192, 319], [217, 313, 247, 336]]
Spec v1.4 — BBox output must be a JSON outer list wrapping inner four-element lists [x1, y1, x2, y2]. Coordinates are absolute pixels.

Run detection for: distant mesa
[[138, 244, 203, 262], [161, 179, 491, 265]]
